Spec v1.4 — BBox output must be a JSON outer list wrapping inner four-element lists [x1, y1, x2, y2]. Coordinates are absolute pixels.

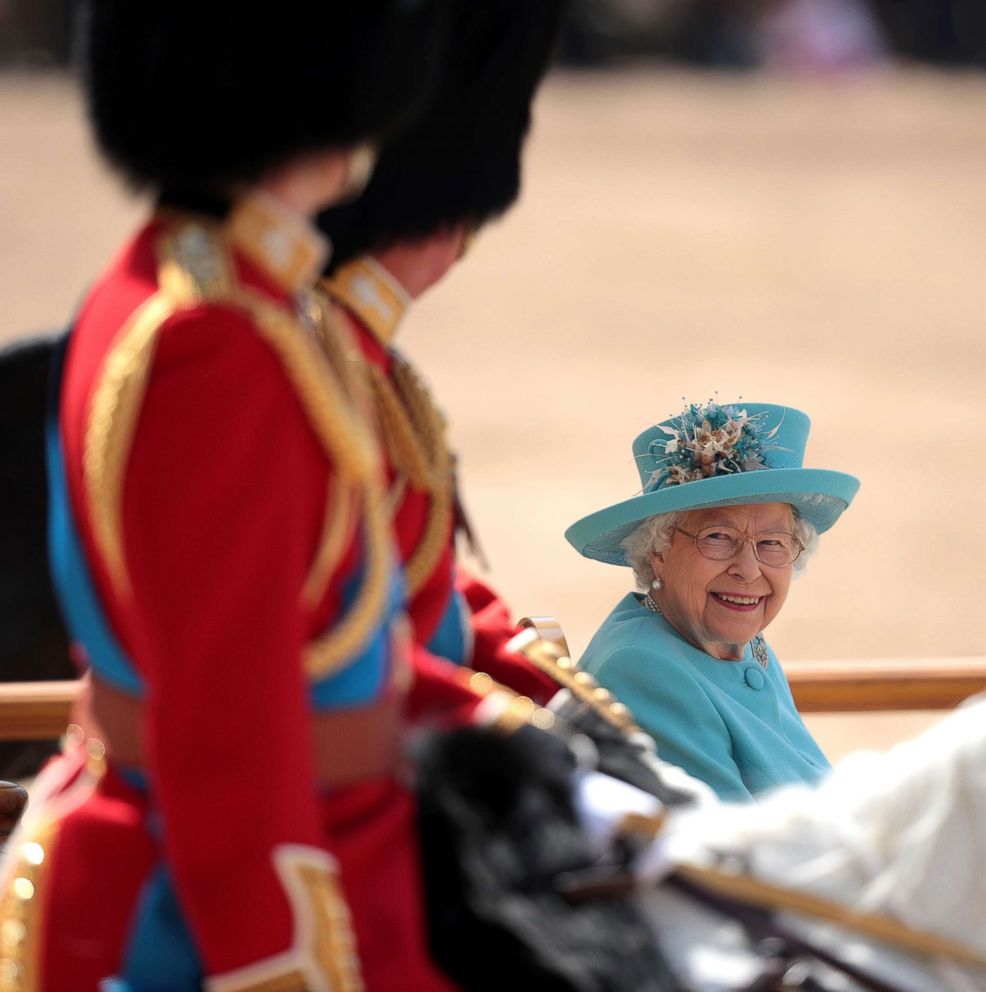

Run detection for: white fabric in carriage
[[644, 693, 986, 991]]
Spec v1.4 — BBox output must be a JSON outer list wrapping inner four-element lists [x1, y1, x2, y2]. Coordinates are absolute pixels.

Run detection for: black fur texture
[[0, 336, 73, 780], [416, 724, 680, 992], [82, 0, 451, 190], [319, 0, 567, 269]]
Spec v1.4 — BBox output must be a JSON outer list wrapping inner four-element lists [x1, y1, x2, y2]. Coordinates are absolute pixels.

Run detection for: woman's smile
[[709, 592, 764, 611]]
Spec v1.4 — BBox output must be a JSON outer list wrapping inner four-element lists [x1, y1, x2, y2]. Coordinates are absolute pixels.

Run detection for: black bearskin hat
[[319, 0, 566, 268], [83, 0, 451, 190]]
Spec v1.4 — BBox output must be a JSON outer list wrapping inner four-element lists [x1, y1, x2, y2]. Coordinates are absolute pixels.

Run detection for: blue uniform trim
[[309, 567, 405, 709], [112, 863, 203, 991], [45, 336, 145, 698], [425, 588, 470, 666]]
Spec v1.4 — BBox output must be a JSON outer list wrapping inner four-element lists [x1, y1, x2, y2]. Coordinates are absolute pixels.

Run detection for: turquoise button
[[743, 666, 766, 691]]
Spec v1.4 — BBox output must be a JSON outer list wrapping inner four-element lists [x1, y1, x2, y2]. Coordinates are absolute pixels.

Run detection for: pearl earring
[[651, 577, 663, 590]]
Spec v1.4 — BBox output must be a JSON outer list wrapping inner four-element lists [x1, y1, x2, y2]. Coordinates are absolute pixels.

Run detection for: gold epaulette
[[321, 257, 409, 348], [505, 627, 644, 737]]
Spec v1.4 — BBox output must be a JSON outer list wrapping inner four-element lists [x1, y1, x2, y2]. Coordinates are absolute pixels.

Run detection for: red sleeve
[[119, 306, 335, 974], [456, 567, 558, 705], [407, 642, 487, 726]]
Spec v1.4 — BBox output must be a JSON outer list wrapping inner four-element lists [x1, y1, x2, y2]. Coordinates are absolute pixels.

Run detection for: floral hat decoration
[[565, 400, 860, 566]]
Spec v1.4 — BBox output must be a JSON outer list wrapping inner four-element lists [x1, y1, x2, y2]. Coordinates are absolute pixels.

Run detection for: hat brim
[[565, 468, 860, 566]]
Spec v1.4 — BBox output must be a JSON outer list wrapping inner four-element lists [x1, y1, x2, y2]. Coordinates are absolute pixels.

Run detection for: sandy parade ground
[[3, 68, 985, 759]]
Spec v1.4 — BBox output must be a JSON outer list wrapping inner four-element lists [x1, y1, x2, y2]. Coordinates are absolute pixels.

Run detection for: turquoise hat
[[566, 401, 859, 566]]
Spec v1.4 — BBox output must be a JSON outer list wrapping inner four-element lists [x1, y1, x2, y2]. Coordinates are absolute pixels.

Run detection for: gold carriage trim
[[83, 291, 177, 595], [505, 628, 644, 736], [467, 671, 556, 734], [0, 818, 59, 992]]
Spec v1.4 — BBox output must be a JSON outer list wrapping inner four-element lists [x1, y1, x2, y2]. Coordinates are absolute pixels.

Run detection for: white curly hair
[[620, 507, 818, 590]]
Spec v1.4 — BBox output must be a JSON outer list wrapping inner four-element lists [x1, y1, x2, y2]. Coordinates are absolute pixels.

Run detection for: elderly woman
[[565, 400, 859, 802]]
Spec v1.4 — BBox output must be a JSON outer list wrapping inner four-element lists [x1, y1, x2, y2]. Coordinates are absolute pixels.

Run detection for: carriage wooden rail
[[1, 656, 986, 740], [785, 656, 986, 713]]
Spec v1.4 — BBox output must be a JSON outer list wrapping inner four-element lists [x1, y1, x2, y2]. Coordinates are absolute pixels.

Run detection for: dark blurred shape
[[557, 0, 986, 68], [868, 0, 986, 65], [0, 337, 74, 780], [417, 724, 679, 991], [4, 0, 985, 72], [0, 781, 28, 844], [0, 0, 74, 67], [84, 0, 452, 192], [559, 0, 696, 66], [665, 0, 765, 68]]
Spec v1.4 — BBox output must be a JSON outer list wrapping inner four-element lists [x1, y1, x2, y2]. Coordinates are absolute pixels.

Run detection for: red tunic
[[0, 199, 452, 991]]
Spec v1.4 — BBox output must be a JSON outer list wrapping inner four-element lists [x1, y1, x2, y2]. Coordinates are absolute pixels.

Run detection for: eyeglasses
[[674, 525, 804, 567]]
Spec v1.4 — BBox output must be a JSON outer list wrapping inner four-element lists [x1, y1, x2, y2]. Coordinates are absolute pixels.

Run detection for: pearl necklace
[[640, 593, 769, 669]]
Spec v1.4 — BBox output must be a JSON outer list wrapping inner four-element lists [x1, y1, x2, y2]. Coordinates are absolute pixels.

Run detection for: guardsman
[[317, 0, 566, 715], [0, 2, 457, 989]]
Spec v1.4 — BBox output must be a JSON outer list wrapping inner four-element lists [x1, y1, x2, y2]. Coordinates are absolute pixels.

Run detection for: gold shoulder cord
[[85, 218, 238, 597], [84, 292, 177, 596], [298, 292, 392, 679], [317, 268, 454, 598], [365, 355, 453, 597]]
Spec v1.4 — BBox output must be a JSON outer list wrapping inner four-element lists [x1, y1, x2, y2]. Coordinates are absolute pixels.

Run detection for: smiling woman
[[565, 400, 859, 802]]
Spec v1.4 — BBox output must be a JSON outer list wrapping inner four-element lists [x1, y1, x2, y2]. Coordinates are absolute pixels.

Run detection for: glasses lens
[[754, 532, 799, 566], [695, 527, 742, 560], [693, 527, 800, 565]]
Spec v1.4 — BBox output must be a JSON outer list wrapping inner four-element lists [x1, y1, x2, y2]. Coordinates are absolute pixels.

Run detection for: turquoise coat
[[579, 593, 830, 802]]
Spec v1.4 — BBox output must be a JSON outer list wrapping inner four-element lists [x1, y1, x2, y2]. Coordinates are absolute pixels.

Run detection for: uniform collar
[[227, 191, 329, 296], [320, 257, 411, 347]]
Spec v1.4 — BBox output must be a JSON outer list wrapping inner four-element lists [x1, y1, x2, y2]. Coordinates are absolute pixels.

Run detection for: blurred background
[[2, 0, 985, 758]]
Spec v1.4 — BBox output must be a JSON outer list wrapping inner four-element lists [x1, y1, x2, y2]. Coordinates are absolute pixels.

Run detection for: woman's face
[[649, 503, 795, 661]]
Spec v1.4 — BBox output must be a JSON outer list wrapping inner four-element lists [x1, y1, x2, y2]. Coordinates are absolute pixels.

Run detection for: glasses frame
[[673, 525, 804, 567]]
